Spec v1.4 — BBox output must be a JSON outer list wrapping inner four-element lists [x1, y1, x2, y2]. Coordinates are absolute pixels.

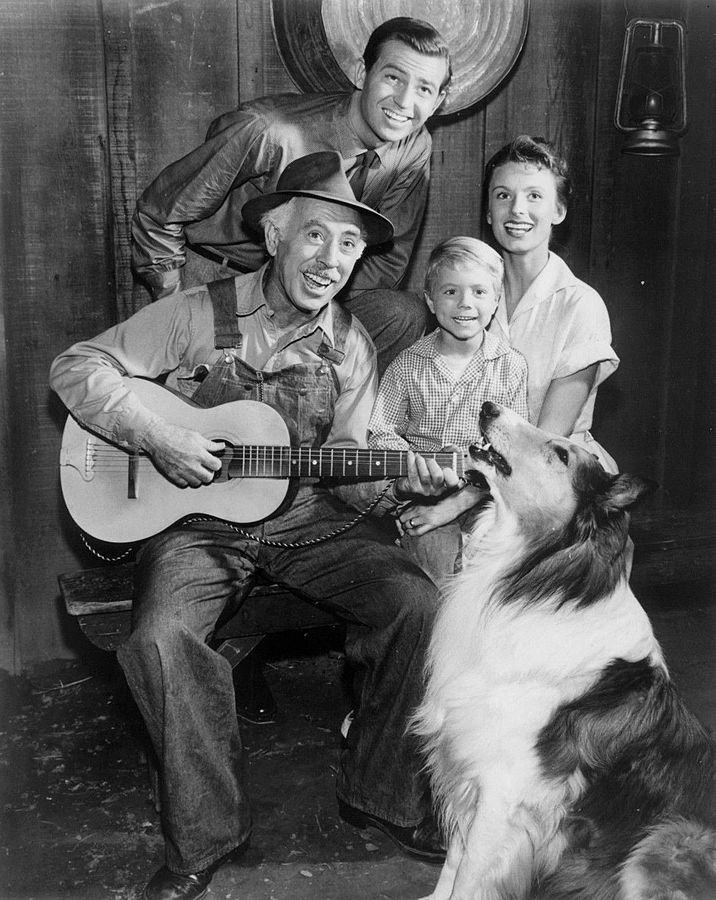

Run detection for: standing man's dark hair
[[130, 17, 452, 377]]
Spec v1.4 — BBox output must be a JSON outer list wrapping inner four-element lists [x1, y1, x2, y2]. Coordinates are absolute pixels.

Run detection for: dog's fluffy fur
[[414, 403, 716, 900]]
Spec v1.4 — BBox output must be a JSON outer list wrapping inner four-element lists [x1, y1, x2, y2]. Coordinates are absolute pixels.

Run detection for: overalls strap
[[208, 277, 243, 350], [315, 303, 352, 364]]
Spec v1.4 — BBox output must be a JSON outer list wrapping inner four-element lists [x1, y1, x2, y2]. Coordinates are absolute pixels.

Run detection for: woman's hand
[[398, 485, 487, 537]]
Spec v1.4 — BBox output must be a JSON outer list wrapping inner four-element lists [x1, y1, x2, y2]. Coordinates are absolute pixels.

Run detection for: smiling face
[[352, 40, 448, 145], [487, 162, 566, 261], [264, 197, 366, 321], [426, 262, 499, 348]]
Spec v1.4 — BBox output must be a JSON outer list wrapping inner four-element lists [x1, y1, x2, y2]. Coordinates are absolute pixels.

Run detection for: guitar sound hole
[[211, 443, 234, 482]]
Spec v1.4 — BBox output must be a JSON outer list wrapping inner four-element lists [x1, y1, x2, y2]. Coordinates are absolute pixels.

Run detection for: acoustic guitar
[[59, 378, 469, 543]]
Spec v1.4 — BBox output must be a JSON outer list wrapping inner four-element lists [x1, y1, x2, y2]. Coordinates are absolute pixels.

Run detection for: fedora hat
[[242, 151, 393, 246]]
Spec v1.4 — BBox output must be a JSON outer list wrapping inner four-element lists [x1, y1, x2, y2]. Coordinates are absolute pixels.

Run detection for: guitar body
[[60, 378, 292, 543]]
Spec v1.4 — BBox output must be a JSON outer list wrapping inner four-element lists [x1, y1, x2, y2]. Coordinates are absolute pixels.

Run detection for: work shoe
[[338, 799, 446, 862], [142, 865, 212, 900]]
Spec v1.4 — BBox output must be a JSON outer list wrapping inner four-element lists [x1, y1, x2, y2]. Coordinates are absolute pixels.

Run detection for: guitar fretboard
[[226, 446, 467, 479]]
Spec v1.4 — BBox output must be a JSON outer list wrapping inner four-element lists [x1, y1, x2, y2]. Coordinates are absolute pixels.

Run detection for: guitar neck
[[227, 446, 467, 480]]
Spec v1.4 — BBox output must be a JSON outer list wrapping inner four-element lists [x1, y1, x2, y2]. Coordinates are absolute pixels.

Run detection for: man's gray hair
[[259, 196, 368, 245], [259, 197, 300, 236]]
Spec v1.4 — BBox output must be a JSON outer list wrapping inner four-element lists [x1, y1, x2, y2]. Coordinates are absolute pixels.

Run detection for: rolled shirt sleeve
[[491, 253, 619, 432]]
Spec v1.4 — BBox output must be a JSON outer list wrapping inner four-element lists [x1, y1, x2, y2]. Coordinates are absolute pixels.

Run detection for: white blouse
[[490, 252, 620, 471]]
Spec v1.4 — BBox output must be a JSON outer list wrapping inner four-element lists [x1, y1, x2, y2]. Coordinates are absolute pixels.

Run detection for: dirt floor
[[1, 580, 715, 900]]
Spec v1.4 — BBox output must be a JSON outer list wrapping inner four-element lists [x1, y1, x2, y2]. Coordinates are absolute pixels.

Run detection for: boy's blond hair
[[424, 236, 503, 298]]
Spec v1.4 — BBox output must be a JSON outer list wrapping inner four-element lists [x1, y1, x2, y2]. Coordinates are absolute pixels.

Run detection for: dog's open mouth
[[467, 433, 512, 478]]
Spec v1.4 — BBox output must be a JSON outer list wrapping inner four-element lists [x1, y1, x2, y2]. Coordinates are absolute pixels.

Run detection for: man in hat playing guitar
[[51, 152, 459, 900]]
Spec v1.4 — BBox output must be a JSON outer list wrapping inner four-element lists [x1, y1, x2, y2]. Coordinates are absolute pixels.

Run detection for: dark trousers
[[117, 486, 440, 874]]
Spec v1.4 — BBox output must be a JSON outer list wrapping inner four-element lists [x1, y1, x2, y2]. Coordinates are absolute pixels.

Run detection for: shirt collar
[[507, 252, 578, 318], [481, 328, 511, 360], [413, 328, 508, 362], [235, 263, 339, 348]]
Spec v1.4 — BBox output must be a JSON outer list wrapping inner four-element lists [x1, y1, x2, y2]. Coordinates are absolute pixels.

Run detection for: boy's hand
[[394, 450, 460, 501]]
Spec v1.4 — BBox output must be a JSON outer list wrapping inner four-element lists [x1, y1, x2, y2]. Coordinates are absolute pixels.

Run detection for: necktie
[[348, 150, 378, 199]]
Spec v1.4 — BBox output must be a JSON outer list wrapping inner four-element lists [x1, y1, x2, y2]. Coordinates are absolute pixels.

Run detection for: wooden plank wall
[[0, 0, 713, 672], [0, 1, 112, 670]]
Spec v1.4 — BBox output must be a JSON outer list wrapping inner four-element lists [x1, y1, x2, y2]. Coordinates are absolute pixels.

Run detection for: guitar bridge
[[128, 452, 139, 499]]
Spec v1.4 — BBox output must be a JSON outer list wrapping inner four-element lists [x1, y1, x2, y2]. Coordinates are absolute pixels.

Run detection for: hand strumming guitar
[[141, 419, 224, 488]]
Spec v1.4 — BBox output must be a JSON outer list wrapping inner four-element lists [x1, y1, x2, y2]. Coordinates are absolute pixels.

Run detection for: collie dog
[[414, 402, 716, 900]]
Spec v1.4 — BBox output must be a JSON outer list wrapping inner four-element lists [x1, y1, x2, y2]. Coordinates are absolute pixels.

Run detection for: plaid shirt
[[368, 329, 528, 452]]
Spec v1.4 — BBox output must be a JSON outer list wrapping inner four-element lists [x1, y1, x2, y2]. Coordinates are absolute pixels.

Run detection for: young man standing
[[131, 17, 452, 376]]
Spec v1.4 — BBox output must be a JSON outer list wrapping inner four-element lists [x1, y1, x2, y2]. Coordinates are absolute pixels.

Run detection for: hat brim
[[242, 189, 394, 246]]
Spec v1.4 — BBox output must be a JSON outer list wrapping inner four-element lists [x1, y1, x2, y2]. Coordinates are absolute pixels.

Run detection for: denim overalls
[[190, 277, 352, 450], [117, 278, 439, 874]]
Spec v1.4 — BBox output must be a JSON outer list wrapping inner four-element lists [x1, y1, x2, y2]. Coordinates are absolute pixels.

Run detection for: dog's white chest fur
[[421, 563, 662, 803]]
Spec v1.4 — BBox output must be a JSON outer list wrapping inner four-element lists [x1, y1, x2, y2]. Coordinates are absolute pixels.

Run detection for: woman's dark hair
[[363, 17, 452, 92], [483, 135, 572, 211]]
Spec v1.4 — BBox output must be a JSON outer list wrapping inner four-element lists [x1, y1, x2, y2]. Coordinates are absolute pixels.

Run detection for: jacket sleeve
[[131, 110, 270, 298]]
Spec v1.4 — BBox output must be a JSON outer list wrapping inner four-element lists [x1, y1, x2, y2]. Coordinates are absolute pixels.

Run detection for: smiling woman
[[485, 136, 620, 473]]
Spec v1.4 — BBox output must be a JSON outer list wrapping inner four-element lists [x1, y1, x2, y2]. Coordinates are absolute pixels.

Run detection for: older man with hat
[[50, 152, 458, 900]]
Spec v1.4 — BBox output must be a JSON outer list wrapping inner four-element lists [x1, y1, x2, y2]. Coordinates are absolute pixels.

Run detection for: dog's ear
[[600, 474, 658, 512]]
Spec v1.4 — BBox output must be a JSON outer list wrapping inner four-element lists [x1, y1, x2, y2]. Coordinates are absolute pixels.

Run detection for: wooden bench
[[59, 506, 716, 658], [59, 565, 343, 729], [59, 566, 339, 654]]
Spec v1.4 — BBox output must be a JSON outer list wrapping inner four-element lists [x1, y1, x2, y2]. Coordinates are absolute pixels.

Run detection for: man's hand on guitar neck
[[141, 419, 225, 488]]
